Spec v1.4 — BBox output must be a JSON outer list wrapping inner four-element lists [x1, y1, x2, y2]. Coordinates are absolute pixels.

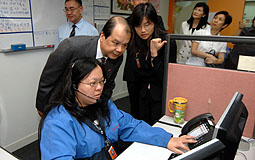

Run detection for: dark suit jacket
[[224, 44, 255, 70], [36, 36, 123, 112], [123, 41, 165, 102]]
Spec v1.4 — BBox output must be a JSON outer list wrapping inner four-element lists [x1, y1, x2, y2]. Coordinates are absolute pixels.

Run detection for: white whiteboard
[[0, 0, 94, 50]]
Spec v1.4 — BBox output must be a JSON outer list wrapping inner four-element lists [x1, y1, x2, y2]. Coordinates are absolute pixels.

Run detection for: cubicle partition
[[163, 34, 255, 138]]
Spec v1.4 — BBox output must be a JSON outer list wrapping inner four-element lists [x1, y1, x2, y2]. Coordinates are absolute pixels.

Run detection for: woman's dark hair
[[187, 2, 209, 31], [214, 11, 232, 31], [38, 57, 110, 141], [128, 2, 165, 57]]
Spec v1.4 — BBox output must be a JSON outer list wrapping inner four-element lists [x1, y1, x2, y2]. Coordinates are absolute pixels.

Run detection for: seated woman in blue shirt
[[39, 57, 196, 160]]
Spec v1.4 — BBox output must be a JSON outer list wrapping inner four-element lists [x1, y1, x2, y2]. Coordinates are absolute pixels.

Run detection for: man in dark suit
[[36, 16, 131, 115]]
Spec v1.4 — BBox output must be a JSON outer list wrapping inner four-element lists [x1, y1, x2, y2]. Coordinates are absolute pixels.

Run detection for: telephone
[[180, 113, 216, 149]]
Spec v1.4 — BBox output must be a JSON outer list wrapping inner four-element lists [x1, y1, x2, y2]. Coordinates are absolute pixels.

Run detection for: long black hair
[[187, 2, 209, 31], [128, 2, 166, 57], [39, 57, 110, 140]]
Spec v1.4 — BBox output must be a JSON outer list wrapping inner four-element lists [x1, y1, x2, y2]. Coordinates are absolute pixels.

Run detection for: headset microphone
[[96, 98, 102, 103], [73, 84, 102, 103]]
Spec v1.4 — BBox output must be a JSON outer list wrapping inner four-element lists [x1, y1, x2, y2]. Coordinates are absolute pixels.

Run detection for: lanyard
[[93, 119, 110, 148], [81, 116, 117, 159], [81, 116, 110, 147]]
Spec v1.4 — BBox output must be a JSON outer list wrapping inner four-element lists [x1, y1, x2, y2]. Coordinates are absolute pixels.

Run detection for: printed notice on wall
[[0, 0, 32, 34], [0, 0, 33, 49], [0, 0, 95, 50]]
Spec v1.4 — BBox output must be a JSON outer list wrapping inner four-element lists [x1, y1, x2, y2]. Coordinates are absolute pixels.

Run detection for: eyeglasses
[[80, 79, 105, 87], [63, 7, 80, 13], [135, 22, 153, 30]]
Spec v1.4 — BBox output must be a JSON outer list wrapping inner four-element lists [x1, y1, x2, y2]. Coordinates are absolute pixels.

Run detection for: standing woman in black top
[[123, 2, 167, 125]]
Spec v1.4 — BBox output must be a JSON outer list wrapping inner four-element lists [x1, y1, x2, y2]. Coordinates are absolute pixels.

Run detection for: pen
[[157, 120, 182, 128]]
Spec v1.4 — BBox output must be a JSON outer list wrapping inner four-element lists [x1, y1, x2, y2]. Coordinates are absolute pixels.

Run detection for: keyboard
[[188, 135, 205, 149]]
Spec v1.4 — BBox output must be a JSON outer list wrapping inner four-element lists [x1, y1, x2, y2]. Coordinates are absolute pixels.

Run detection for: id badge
[[135, 57, 141, 68], [108, 146, 117, 159]]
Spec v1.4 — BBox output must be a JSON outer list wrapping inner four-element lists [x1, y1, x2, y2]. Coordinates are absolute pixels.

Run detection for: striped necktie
[[69, 24, 76, 37]]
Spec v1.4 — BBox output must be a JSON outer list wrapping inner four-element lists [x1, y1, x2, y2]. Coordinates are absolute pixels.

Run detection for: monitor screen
[[212, 92, 248, 159]]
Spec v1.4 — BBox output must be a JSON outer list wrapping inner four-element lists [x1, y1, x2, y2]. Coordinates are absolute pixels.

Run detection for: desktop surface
[[116, 116, 182, 160], [116, 116, 255, 160]]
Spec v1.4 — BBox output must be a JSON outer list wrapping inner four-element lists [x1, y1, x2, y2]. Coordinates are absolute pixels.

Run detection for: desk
[[116, 116, 182, 160], [116, 116, 255, 160], [0, 146, 19, 160]]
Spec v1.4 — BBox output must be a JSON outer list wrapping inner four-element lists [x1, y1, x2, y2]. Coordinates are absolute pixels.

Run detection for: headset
[[73, 84, 102, 103]]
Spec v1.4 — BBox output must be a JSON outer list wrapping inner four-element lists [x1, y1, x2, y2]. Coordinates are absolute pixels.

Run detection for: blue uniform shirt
[[40, 100, 172, 160]]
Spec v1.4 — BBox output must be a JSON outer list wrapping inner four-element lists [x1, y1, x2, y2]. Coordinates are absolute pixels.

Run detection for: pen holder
[[168, 97, 187, 124]]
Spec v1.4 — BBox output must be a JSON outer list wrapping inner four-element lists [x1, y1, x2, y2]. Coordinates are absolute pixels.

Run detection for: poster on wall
[[111, 0, 133, 15], [110, 0, 160, 15]]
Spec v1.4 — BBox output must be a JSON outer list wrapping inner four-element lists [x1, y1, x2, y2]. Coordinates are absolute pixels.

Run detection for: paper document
[[237, 55, 255, 72]]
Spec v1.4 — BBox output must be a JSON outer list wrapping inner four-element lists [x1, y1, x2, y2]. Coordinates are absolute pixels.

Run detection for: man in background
[[225, 16, 255, 70], [235, 17, 255, 36], [36, 16, 131, 116], [54, 0, 98, 49]]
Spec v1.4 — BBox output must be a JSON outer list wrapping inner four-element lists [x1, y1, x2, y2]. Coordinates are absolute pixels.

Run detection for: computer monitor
[[212, 92, 248, 159], [173, 92, 248, 160]]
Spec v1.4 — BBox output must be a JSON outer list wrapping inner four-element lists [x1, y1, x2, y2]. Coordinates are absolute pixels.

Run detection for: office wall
[[0, 49, 49, 152], [0, 0, 170, 152], [159, 0, 170, 30]]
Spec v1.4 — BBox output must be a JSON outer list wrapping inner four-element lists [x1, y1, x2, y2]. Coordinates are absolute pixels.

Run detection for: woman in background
[[186, 11, 232, 67], [123, 2, 168, 125], [177, 2, 209, 64], [39, 57, 196, 160]]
